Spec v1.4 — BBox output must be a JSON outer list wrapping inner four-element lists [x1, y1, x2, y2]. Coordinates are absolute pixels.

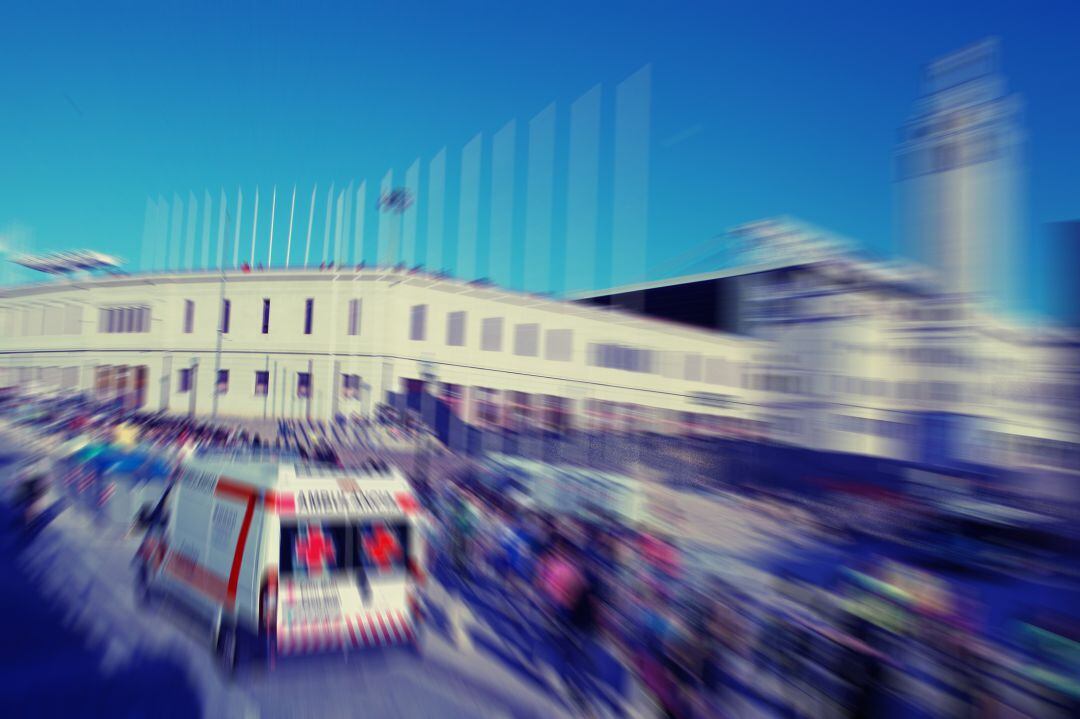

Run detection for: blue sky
[[1, 1, 1077, 316]]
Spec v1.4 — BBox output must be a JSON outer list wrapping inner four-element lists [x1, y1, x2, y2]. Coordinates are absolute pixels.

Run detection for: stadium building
[[0, 265, 769, 439]]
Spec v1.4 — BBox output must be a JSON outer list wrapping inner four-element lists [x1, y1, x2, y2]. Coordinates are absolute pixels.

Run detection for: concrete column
[[159, 354, 172, 412]]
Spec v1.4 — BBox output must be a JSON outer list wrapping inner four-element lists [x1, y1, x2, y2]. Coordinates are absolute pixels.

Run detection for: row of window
[[3, 304, 85, 337], [411, 305, 641, 370], [176, 368, 363, 400], [410, 305, 751, 387], [174, 298, 361, 337], [410, 305, 568, 360], [99, 306, 151, 334]]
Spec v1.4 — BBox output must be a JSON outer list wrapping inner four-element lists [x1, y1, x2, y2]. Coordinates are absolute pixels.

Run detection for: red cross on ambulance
[[363, 524, 402, 571], [294, 524, 336, 576]]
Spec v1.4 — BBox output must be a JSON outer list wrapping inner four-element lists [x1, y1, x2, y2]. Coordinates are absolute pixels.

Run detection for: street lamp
[[415, 359, 437, 489], [377, 188, 413, 267]]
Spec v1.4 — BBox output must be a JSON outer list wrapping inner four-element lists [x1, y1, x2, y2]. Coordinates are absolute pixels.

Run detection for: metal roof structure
[[10, 250, 123, 276]]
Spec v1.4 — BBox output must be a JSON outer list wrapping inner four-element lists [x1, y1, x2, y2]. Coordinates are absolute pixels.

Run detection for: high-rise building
[[895, 38, 1024, 309], [1045, 221, 1080, 327]]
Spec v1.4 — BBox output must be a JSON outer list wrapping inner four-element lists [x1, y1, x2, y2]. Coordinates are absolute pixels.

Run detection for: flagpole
[[267, 185, 277, 267], [285, 185, 296, 268]]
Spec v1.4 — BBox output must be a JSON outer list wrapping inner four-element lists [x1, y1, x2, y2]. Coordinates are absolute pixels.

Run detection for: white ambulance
[[135, 456, 426, 672]]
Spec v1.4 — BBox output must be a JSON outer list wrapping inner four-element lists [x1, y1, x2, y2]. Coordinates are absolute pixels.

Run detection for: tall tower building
[[895, 39, 1023, 308]]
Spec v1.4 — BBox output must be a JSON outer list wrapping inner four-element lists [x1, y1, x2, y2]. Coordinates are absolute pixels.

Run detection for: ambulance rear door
[[276, 507, 416, 649]]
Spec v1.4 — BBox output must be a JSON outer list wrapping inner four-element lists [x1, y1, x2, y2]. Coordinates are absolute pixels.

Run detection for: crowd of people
[[419, 468, 775, 718], [415, 461, 1078, 718], [1, 391, 435, 467], [3, 388, 1076, 718]]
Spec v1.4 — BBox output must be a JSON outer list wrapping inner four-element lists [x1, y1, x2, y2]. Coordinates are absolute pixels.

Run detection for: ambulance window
[[357, 522, 409, 574], [279, 523, 350, 577]]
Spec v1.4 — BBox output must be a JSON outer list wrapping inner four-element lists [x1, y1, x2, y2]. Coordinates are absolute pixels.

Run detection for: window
[[304, 298, 314, 335], [178, 368, 192, 393], [61, 304, 81, 334], [342, 374, 361, 399], [513, 323, 539, 357], [297, 372, 312, 398], [254, 370, 269, 396], [545, 329, 572, 361], [279, 523, 349, 577], [705, 358, 727, 385], [347, 299, 361, 336], [590, 343, 654, 373], [216, 369, 229, 394], [446, 311, 466, 346], [358, 522, 410, 575], [684, 354, 702, 382], [261, 299, 271, 334], [409, 304, 427, 341], [481, 317, 503, 351], [183, 300, 194, 334], [476, 387, 500, 425], [221, 299, 231, 334]]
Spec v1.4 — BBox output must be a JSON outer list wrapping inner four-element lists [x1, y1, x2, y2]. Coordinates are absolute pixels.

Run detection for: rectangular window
[[684, 354, 703, 382], [476, 387, 500, 425], [64, 304, 82, 335], [279, 523, 350, 577], [178, 368, 192, 393], [261, 299, 271, 334], [347, 299, 361, 336], [216, 369, 229, 394], [304, 298, 314, 335], [705, 357, 727, 385], [513, 323, 539, 357], [590, 343, 653, 372], [481, 317, 503, 351], [410, 304, 427, 341], [544, 329, 572, 361], [446, 311, 466, 346], [297, 372, 312, 398], [661, 352, 682, 380], [342, 374, 361, 399], [254, 370, 269, 396], [221, 299, 231, 334], [183, 300, 195, 334], [357, 522, 410, 575]]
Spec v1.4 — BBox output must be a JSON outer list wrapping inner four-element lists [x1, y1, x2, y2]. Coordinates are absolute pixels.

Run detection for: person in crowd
[[535, 533, 597, 716], [835, 615, 884, 719], [449, 491, 476, 586]]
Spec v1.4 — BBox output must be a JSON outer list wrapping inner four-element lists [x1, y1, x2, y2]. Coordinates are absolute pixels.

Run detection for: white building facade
[[0, 268, 767, 438]]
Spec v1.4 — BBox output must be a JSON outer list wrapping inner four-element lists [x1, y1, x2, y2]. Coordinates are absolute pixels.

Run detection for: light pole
[[416, 359, 437, 490], [377, 188, 413, 267]]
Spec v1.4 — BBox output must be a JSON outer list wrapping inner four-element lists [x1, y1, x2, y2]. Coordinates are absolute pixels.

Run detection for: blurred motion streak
[[0, 21, 1078, 719]]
